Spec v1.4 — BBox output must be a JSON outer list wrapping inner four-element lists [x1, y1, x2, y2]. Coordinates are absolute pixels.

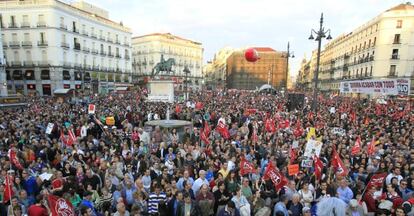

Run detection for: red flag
[[293, 120, 304, 138], [367, 137, 376, 156], [200, 128, 210, 145], [263, 162, 287, 191], [314, 156, 324, 180], [47, 194, 75, 216], [3, 175, 14, 204], [350, 110, 356, 122], [240, 157, 256, 176], [195, 102, 204, 110], [60, 130, 73, 146], [351, 136, 361, 156], [204, 121, 211, 137], [265, 118, 276, 133], [366, 173, 387, 190], [216, 121, 230, 139], [308, 112, 314, 121], [175, 104, 182, 114], [331, 148, 348, 177], [68, 129, 76, 145], [8, 149, 24, 170]]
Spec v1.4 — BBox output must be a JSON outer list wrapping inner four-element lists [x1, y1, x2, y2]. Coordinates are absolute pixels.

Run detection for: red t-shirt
[[27, 205, 48, 216]]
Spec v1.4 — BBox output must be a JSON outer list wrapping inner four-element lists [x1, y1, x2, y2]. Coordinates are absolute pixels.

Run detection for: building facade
[[0, 27, 6, 96], [132, 33, 203, 90], [0, 0, 132, 96], [226, 47, 287, 90], [203, 46, 234, 90], [298, 3, 414, 94]]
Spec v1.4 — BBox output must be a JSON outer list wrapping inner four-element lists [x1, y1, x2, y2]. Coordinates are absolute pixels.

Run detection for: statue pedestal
[[147, 80, 174, 103]]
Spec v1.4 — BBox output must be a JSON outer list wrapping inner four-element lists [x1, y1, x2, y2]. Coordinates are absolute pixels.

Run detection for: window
[[25, 70, 35, 80], [24, 33, 30, 42], [40, 32, 46, 42], [38, 14, 45, 26], [365, 67, 368, 77], [12, 33, 17, 42], [389, 65, 396, 76], [63, 70, 71, 80], [0, 14, 3, 28], [396, 20, 402, 28], [40, 70, 50, 80], [10, 15, 16, 27], [373, 37, 376, 46], [392, 49, 399, 59], [22, 15, 29, 27], [393, 34, 401, 44], [370, 66, 373, 76], [25, 50, 32, 61], [60, 17, 64, 25], [41, 50, 47, 62], [72, 21, 77, 32]]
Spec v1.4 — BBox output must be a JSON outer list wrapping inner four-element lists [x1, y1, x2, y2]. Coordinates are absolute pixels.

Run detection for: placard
[[288, 164, 300, 176], [88, 104, 96, 114], [304, 139, 323, 157], [46, 123, 54, 135], [332, 127, 346, 136], [301, 159, 313, 168]]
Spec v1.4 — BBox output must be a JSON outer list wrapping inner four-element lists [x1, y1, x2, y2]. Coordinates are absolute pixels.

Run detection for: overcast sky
[[80, 0, 401, 77]]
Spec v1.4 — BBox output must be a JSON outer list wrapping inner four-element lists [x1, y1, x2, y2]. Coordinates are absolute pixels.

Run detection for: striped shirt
[[148, 192, 167, 214]]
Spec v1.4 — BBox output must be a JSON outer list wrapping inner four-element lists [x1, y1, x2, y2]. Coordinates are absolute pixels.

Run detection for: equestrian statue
[[151, 55, 176, 77]]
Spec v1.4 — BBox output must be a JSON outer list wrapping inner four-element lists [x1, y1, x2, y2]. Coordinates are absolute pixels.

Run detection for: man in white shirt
[[192, 170, 209, 195], [386, 167, 403, 185]]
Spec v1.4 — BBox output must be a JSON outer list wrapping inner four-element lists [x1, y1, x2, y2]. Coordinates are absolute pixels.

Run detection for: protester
[[0, 89, 412, 216]]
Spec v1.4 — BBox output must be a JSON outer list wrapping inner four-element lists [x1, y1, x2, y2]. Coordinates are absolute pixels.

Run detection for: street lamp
[[285, 42, 294, 89], [308, 13, 332, 114]]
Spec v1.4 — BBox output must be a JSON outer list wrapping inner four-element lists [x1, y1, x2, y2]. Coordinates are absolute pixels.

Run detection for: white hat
[[349, 199, 358, 207], [103, 126, 108, 129]]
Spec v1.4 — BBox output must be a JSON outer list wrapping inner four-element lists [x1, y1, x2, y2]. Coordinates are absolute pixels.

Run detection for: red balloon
[[244, 48, 259, 62]]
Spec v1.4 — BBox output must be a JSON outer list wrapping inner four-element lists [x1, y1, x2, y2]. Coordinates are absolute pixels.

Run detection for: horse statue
[[151, 55, 176, 77]]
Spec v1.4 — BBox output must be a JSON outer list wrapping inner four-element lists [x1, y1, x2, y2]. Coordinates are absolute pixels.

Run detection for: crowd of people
[[0, 88, 413, 216]]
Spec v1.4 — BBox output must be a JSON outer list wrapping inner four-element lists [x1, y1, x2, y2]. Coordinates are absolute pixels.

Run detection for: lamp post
[[184, 66, 190, 100], [308, 13, 332, 114], [285, 42, 294, 89]]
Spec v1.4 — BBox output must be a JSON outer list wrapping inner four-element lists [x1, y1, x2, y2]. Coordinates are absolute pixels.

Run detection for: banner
[[263, 162, 287, 191], [366, 173, 387, 190], [47, 194, 75, 216], [331, 127, 346, 136], [340, 78, 410, 96], [240, 157, 256, 176]]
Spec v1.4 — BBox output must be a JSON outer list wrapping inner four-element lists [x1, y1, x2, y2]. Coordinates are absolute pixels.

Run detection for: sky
[[78, 0, 401, 78]]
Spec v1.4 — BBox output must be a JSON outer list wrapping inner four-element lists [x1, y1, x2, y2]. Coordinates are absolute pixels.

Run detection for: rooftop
[[132, 33, 202, 45], [386, 2, 414, 12]]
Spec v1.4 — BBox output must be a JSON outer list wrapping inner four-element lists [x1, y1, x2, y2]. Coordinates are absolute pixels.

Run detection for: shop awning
[[53, 89, 73, 94]]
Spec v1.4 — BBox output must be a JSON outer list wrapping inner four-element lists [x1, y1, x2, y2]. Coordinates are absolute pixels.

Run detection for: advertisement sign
[[340, 78, 410, 96]]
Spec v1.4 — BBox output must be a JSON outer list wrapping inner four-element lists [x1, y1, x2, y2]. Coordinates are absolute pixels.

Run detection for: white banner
[[46, 123, 54, 134], [340, 78, 410, 96], [304, 139, 323, 157]]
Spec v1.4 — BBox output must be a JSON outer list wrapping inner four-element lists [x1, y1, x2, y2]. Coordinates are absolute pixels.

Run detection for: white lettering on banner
[[340, 78, 410, 96]]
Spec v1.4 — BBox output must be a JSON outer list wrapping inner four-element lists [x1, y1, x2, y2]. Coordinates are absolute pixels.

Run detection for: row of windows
[[2, 32, 130, 57], [133, 46, 202, 58], [0, 14, 130, 44]]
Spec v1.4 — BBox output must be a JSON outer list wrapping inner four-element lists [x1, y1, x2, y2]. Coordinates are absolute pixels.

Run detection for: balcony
[[108, 52, 114, 57], [37, 22, 46, 27], [391, 54, 399, 60], [107, 38, 113, 43], [115, 40, 121, 45], [24, 61, 35, 67], [22, 41, 32, 47], [123, 42, 129, 46], [60, 42, 69, 49], [74, 63, 82, 69], [11, 61, 21, 66], [60, 24, 67, 30], [125, 55, 130, 60], [91, 33, 97, 38], [116, 54, 121, 58], [8, 23, 18, 28], [91, 49, 98, 54], [369, 56, 374, 61], [37, 41, 48, 47], [74, 43, 81, 50], [100, 51, 106, 56], [82, 47, 90, 53], [99, 36, 105, 41], [9, 41, 20, 48], [82, 31, 88, 36], [73, 28, 79, 34], [21, 22, 30, 28], [38, 61, 49, 67], [393, 40, 401, 44], [62, 62, 72, 68], [93, 66, 100, 70], [388, 71, 397, 77], [2, 43, 7, 49]]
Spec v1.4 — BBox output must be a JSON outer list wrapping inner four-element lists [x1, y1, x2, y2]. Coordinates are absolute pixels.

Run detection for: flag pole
[[8, 163, 14, 216]]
